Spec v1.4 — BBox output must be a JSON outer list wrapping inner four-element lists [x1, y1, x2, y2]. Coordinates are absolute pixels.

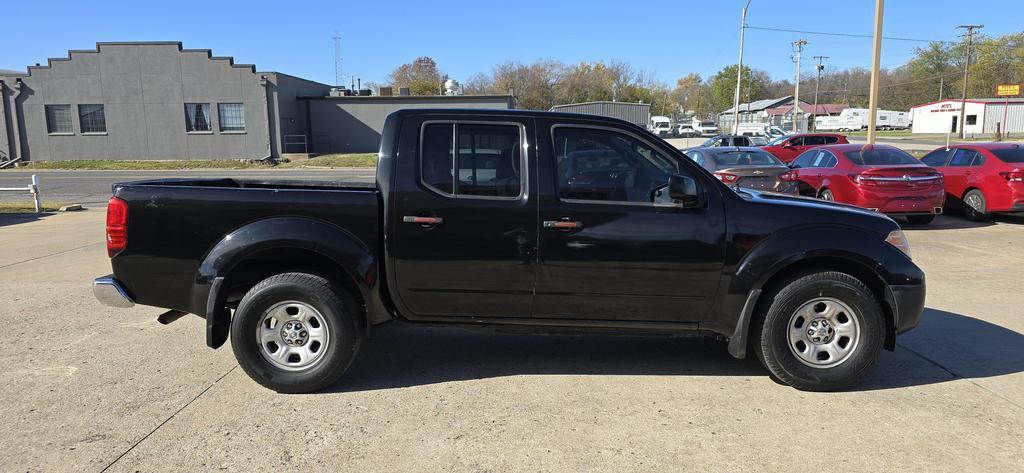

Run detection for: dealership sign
[[996, 84, 1021, 97]]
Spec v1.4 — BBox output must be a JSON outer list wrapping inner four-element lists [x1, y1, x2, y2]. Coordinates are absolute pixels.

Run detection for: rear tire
[[906, 215, 935, 225], [819, 189, 835, 201], [962, 189, 990, 222], [230, 272, 362, 393], [752, 271, 885, 391]]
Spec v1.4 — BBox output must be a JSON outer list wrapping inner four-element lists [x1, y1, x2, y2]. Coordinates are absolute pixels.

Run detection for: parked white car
[[736, 123, 791, 139]]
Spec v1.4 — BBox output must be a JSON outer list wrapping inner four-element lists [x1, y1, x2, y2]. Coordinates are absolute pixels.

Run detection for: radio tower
[[332, 31, 343, 87]]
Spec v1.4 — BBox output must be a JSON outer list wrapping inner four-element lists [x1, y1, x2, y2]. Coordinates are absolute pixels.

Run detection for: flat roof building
[[910, 98, 1024, 135]]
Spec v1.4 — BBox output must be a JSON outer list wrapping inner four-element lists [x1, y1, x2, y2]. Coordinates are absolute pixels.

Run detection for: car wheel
[[962, 189, 990, 222], [230, 272, 362, 393], [752, 271, 885, 391], [819, 189, 835, 201], [906, 215, 935, 225]]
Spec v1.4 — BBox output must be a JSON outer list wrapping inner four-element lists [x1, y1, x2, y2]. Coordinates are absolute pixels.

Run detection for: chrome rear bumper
[[93, 276, 135, 308]]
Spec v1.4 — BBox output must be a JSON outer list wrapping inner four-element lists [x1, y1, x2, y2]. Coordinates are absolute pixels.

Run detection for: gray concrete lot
[[0, 169, 377, 206], [0, 208, 1022, 471]]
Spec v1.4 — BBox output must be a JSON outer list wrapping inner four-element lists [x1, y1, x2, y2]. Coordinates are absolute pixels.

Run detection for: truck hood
[[735, 188, 897, 229]]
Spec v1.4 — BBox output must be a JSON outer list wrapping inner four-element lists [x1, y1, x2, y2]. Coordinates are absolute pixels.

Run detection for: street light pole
[[956, 24, 983, 139], [732, 0, 752, 135], [792, 39, 807, 132], [866, 0, 884, 145], [812, 56, 828, 132]]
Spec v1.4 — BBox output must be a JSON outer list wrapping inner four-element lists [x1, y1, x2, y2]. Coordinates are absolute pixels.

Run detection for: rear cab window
[[420, 122, 525, 198]]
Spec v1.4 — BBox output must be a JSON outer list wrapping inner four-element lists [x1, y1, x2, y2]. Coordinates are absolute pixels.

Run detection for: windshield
[[713, 150, 782, 166], [701, 121, 717, 127], [991, 148, 1024, 163], [768, 135, 789, 145], [844, 148, 920, 166]]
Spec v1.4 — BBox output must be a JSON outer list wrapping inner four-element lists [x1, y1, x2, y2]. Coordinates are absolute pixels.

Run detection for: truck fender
[[724, 225, 891, 358], [193, 217, 377, 349]]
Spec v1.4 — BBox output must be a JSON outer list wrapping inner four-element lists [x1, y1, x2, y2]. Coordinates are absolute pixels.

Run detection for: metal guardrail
[[0, 174, 41, 213]]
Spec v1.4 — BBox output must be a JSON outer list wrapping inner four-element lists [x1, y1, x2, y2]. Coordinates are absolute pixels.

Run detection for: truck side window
[[554, 127, 677, 203], [420, 122, 523, 198]]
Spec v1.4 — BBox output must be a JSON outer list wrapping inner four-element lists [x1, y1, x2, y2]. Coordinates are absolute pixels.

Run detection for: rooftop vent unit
[[399, 87, 411, 96], [329, 87, 348, 97], [378, 86, 393, 96], [358, 88, 372, 96]]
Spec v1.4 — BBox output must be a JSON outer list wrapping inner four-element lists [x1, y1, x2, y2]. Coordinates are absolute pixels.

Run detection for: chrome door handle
[[403, 216, 444, 226], [543, 220, 584, 231]]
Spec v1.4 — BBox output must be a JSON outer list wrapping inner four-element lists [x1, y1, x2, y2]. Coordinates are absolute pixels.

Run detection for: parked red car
[[789, 144, 945, 224], [761, 133, 849, 163], [921, 143, 1024, 221]]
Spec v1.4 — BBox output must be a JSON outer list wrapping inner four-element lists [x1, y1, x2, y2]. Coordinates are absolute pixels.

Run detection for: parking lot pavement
[[1, 210, 1022, 471], [0, 169, 377, 206]]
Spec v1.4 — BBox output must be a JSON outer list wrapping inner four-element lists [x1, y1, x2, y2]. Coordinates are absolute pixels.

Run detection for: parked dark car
[[921, 143, 1024, 221], [93, 109, 925, 393], [684, 147, 798, 194], [789, 144, 945, 224], [761, 133, 849, 163]]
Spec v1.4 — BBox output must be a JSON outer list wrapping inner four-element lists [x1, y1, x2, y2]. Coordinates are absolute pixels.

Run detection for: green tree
[[708, 65, 769, 112], [388, 56, 444, 95]]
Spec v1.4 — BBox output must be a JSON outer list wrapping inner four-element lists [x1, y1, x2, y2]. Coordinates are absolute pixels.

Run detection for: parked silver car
[[683, 147, 799, 194]]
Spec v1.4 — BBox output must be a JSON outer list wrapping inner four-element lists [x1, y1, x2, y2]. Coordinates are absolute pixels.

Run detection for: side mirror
[[668, 174, 701, 208]]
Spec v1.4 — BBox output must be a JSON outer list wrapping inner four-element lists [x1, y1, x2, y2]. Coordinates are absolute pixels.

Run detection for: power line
[[746, 25, 956, 44], [813, 69, 963, 95]]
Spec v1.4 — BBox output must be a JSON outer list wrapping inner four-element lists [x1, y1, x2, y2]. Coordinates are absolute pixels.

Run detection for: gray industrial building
[[303, 94, 514, 153], [0, 42, 333, 162], [550, 101, 651, 128], [0, 42, 514, 162]]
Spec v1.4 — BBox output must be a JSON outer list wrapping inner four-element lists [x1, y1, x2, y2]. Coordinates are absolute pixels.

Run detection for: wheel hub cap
[[280, 321, 309, 347], [806, 318, 835, 344]]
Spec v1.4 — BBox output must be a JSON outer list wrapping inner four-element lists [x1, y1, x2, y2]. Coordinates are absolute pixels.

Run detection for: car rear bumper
[[93, 275, 135, 308], [854, 189, 945, 214]]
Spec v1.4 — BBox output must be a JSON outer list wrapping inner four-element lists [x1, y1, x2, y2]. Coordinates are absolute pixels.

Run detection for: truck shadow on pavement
[[0, 212, 54, 228], [331, 308, 1023, 393]]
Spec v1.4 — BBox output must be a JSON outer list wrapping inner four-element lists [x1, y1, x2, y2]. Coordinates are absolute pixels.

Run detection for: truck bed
[[110, 178, 380, 315]]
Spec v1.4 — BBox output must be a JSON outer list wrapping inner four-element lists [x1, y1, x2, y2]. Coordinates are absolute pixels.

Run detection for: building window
[[79, 104, 107, 134], [45, 105, 73, 134], [966, 114, 977, 125], [184, 103, 211, 132], [217, 103, 245, 132]]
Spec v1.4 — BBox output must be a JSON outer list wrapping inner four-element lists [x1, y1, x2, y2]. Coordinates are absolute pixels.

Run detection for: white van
[[649, 116, 673, 137]]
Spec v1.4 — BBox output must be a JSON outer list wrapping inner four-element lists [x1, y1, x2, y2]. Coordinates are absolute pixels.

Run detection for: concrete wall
[[306, 95, 514, 153], [0, 42, 330, 161]]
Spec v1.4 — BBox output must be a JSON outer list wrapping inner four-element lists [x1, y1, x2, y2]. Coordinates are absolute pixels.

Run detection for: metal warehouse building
[[0, 42, 333, 162], [910, 98, 1024, 135], [550, 101, 651, 128]]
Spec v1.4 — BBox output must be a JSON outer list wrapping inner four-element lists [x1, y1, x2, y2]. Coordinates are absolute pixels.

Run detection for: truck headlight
[[885, 229, 911, 259]]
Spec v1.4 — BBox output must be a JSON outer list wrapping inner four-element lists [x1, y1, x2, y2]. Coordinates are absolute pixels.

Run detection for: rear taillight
[[1000, 171, 1024, 182], [714, 172, 738, 183], [779, 171, 798, 182], [106, 197, 128, 257], [849, 173, 881, 186]]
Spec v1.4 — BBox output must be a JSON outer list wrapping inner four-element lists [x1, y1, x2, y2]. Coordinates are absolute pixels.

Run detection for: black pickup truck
[[93, 109, 925, 393]]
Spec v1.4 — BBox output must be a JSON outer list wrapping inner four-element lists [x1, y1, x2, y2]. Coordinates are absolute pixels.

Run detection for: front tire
[[962, 189, 990, 222], [752, 271, 885, 391], [230, 273, 362, 393]]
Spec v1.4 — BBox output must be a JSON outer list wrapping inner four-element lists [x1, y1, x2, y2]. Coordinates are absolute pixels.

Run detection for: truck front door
[[532, 121, 726, 323], [389, 116, 537, 319]]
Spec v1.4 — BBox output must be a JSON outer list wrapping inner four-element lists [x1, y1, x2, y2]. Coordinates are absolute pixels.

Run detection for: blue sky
[[3, 0, 1019, 86]]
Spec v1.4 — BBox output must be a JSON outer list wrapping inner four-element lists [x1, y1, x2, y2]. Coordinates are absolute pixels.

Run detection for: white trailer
[[815, 108, 911, 131]]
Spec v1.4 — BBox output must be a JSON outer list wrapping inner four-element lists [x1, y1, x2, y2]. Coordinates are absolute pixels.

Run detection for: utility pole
[[732, 0, 752, 134], [332, 31, 343, 87], [812, 55, 829, 132], [791, 39, 807, 133], [956, 24, 983, 138], [939, 76, 944, 100], [866, 0, 884, 144]]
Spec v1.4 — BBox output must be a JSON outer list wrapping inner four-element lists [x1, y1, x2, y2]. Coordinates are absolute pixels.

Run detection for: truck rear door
[[389, 115, 538, 318], [532, 119, 726, 323]]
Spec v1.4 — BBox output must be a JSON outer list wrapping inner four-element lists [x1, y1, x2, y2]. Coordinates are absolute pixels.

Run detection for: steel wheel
[[786, 297, 861, 368], [258, 300, 331, 371]]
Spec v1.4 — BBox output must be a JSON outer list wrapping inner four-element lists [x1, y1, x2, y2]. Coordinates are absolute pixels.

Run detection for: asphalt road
[[0, 168, 377, 205], [0, 209, 1022, 471]]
